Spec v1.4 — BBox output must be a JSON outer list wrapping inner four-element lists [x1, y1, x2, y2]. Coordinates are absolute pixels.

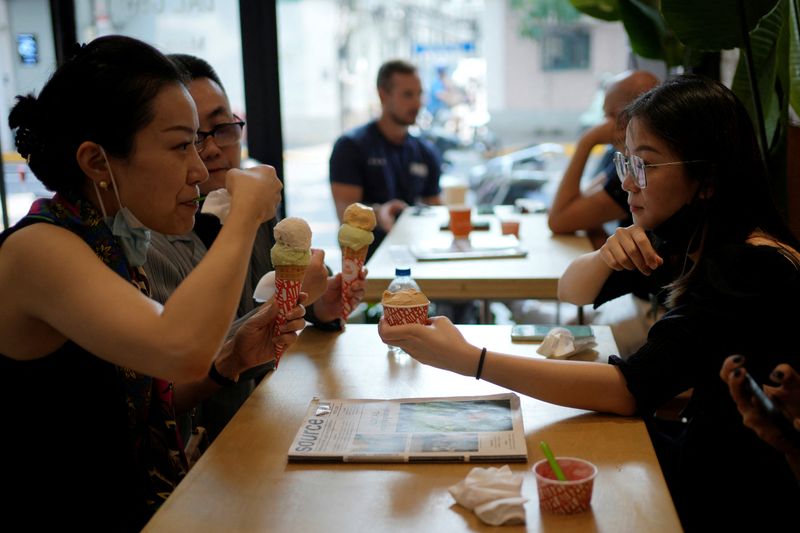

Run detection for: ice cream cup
[[533, 457, 597, 514], [341, 245, 368, 319], [383, 303, 430, 326], [448, 205, 472, 240]]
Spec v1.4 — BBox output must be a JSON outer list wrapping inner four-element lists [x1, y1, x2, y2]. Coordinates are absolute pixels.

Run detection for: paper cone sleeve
[[340, 245, 368, 319]]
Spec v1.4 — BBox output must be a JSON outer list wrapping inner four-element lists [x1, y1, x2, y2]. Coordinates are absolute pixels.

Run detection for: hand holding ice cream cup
[[270, 217, 312, 366], [338, 203, 376, 319], [381, 288, 430, 326]]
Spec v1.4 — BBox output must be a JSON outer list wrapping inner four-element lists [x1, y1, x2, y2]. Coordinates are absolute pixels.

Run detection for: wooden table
[[145, 325, 681, 532], [363, 206, 593, 302]]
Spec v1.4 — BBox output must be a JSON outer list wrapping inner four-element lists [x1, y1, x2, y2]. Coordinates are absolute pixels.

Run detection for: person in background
[[330, 59, 442, 259], [145, 53, 367, 442], [721, 355, 800, 480], [547, 70, 661, 357], [548, 70, 659, 248], [380, 75, 800, 531], [427, 65, 460, 121], [0, 36, 305, 530]]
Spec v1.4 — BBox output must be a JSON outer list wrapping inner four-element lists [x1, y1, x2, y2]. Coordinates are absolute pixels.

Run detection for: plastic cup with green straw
[[539, 440, 567, 481]]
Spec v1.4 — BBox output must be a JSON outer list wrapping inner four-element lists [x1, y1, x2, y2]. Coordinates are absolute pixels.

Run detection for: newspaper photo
[[287, 392, 528, 463]]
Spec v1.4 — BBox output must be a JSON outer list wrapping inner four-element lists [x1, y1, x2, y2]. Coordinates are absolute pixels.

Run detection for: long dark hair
[[624, 75, 799, 305], [8, 35, 187, 195]]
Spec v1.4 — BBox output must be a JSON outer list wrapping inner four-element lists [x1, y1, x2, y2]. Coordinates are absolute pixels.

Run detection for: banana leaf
[[569, 0, 621, 20], [661, 0, 779, 49]]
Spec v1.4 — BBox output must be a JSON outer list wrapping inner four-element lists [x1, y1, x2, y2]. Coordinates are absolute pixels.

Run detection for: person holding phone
[[380, 75, 800, 531], [721, 355, 800, 480], [0, 36, 306, 529]]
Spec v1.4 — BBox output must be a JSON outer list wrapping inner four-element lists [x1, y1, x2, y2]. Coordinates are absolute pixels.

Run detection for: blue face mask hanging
[[92, 147, 151, 266]]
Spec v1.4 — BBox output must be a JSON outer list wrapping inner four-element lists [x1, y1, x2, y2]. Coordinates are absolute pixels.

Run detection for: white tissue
[[536, 327, 596, 359], [200, 189, 232, 224], [448, 465, 527, 526], [253, 271, 276, 302]]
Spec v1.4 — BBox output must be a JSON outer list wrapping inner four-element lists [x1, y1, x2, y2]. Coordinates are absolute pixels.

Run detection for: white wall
[[487, 1, 629, 144]]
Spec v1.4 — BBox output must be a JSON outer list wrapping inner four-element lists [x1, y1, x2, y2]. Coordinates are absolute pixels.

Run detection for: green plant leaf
[[732, 0, 785, 147], [617, 0, 683, 65], [569, 0, 621, 20], [790, 0, 800, 115], [662, 0, 780, 50]]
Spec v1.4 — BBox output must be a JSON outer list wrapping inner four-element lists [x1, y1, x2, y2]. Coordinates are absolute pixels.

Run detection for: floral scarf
[[24, 192, 188, 512]]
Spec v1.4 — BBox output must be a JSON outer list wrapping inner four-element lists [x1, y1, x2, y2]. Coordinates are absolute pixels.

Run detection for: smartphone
[[510, 324, 594, 342], [741, 372, 800, 447]]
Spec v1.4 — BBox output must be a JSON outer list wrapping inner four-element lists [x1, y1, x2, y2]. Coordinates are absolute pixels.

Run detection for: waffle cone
[[275, 264, 307, 281]]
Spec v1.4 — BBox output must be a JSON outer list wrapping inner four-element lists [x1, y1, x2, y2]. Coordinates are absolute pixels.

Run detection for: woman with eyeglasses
[[0, 36, 306, 530], [379, 75, 800, 530], [143, 54, 367, 444]]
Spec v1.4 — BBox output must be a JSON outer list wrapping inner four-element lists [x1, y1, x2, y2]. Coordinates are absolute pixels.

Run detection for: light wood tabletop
[[145, 324, 680, 533], [363, 206, 593, 302]]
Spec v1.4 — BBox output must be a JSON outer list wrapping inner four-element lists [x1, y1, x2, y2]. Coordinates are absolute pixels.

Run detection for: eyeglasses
[[613, 151, 706, 189], [194, 116, 246, 153]]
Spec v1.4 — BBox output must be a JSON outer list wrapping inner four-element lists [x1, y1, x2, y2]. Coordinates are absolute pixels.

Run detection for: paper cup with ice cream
[[381, 288, 430, 326], [338, 203, 376, 319], [533, 457, 597, 514], [270, 217, 312, 366]]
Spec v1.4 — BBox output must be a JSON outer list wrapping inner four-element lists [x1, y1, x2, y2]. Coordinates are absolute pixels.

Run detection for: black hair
[[624, 74, 799, 305], [168, 53, 225, 92], [376, 59, 417, 91], [7, 35, 187, 195]]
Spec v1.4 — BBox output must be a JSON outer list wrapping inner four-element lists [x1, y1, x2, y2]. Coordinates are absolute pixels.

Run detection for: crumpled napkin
[[253, 271, 276, 303], [448, 465, 527, 526], [200, 188, 232, 223], [536, 327, 596, 359]]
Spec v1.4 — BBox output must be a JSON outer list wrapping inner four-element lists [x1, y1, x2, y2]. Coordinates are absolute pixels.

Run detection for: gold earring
[[99, 181, 109, 190]]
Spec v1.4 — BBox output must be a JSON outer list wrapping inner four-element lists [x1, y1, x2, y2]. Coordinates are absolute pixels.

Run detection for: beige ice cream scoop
[[382, 288, 430, 306], [342, 203, 377, 231], [271, 217, 312, 266]]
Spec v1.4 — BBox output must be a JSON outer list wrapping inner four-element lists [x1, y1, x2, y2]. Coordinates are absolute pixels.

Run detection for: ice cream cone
[[272, 265, 307, 367], [275, 264, 307, 281], [341, 245, 368, 319]]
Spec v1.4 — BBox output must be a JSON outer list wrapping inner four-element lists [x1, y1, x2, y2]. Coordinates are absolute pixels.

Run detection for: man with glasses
[[144, 54, 363, 444], [548, 70, 659, 249]]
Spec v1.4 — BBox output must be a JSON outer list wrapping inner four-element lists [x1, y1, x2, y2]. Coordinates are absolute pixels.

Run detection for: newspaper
[[287, 393, 528, 463]]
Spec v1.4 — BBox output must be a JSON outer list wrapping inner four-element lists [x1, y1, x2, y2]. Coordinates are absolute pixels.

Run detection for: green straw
[[540, 440, 567, 481]]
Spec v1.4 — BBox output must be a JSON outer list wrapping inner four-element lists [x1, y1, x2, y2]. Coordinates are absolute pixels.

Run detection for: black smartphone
[[741, 371, 800, 447]]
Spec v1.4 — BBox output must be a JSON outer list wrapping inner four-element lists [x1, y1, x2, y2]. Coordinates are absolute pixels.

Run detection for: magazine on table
[[287, 392, 528, 463]]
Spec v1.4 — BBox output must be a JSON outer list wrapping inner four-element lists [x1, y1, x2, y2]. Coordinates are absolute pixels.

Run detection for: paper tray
[[410, 243, 528, 261]]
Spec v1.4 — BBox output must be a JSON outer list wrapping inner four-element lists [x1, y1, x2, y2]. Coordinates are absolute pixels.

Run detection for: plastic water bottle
[[387, 267, 420, 293], [385, 268, 420, 353]]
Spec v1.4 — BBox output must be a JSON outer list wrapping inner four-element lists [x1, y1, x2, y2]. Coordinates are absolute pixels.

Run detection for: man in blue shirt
[[330, 59, 442, 258]]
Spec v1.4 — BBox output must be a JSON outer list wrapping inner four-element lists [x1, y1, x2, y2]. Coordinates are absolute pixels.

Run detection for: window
[[541, 28, 589, 71]]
